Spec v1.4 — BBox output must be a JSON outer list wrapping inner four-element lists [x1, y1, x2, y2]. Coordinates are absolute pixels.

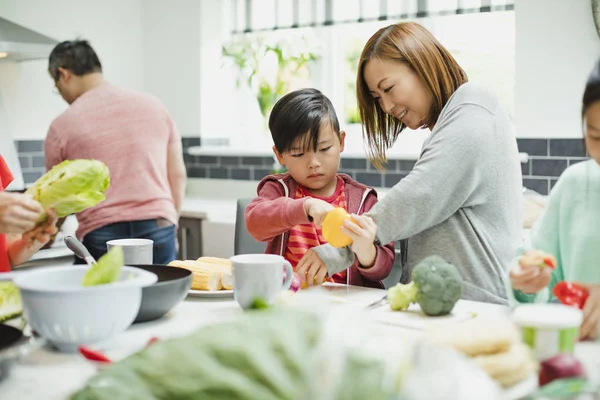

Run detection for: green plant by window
[[222, 34, 319, 119]]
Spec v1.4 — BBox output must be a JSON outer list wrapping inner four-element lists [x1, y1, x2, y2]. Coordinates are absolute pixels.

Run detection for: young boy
[[245, 88, 394, 288]]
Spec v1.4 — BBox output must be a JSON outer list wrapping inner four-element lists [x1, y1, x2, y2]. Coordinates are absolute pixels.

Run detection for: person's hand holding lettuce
[[25, 159, 110, 221]]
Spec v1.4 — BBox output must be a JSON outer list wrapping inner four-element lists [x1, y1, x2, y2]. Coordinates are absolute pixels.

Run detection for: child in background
[[245, 88, 395, 288], [509, 59, 600, 340]]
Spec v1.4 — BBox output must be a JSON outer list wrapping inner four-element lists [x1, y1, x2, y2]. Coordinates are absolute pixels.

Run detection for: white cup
[[106, 239, 153, 265], [230, 254, 293, 309]]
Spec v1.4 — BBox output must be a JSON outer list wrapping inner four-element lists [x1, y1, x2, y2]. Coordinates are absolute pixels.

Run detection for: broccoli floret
[[412, 255, 463, 316], [386, 255, 463, 316], [387, 281, 418, 311]]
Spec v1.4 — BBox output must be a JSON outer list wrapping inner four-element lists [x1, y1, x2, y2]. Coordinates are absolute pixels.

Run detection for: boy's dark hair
[[269, 88, 341, 154], [48, 39, 102, 82], [583, 58, 600, 118]]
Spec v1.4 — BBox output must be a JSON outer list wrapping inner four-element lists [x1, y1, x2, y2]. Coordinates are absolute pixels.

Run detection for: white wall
[[142, 0, 202, 137], [0, 0, 143, 140], [516, 0, 600, 138]]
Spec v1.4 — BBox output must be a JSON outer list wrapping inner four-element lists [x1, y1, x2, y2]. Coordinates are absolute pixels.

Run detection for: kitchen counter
[[3, 286, 600, 399]]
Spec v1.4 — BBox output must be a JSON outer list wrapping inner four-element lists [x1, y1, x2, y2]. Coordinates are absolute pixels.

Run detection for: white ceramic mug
[[230, 254, 293, 309], [106, 239, 153, 265]]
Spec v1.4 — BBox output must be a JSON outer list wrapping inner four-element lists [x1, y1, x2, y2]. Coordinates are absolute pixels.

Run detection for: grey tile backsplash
[[14, 138, 588, 196]]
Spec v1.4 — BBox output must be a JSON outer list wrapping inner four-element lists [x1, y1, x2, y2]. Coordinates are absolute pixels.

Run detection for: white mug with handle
[[230, 254, 293, 309]]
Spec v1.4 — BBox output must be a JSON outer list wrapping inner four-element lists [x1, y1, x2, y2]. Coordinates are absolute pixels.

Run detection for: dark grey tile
[[208, 168, 229, 179], [18, 156, 30, 169], [197, 156, 218, 165], [341, 158, 367, 170], [521, 161, 531, 176], [384, 173, 406, 187], [187, 166, 206, 178], [17, 140, 43, 153], [523, 178, 549, 195], [231, 168, 251, 180], [32, 155, 45, 168], [253, 168, 272, 181], [397, 160, 416, 172], [241, 157, 267, 166], [183, 153, 194, 164], [181, 137, 201, 148], [550, 139, 586, 157], [550, 179, 559, 191], [356, 172, 382, 188], [23, 171, 43, 184], [220, 156, 240, 166], [569, 158, 588, 166], [517, 139, 548, 156], [531, 159, 568, 177], [338, 170, 356, 179]]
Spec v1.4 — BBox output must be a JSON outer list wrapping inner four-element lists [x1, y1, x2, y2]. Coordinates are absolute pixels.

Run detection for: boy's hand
[[0, 192, 44, 234], [304, 198, 334, 226], [509, 249, 553, 294], [296, 249, 328, 286], [22, 209, 59, 248], [342, 214, 377, 268], [579, 283, 600, 340]]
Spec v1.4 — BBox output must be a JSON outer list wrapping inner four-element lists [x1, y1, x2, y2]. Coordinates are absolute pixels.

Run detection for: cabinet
[[177, 217, 204, 260]]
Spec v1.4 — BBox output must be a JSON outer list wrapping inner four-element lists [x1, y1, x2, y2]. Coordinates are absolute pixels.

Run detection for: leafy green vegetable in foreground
[[0, 282, 21, 322], [82, 247, 124, 287], [26, 159, 110, 219], [71, 309, 394, 400], [387, 255, 463, 316]]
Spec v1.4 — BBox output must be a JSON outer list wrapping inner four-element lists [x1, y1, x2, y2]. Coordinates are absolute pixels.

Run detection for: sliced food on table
[[425, 318, 537, 388], [168, 257, 232, 291]]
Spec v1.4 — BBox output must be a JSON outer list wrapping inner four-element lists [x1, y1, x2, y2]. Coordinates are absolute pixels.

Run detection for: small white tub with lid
[[512, 303, 582, 361]]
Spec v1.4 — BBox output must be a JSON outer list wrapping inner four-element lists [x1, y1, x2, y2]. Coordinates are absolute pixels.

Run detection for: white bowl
[[12, 265, 157, 353]]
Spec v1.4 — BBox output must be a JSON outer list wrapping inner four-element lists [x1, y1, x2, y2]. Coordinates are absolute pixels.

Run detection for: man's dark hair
[[269, 88, 341, 154], [48, 39, 102, 82]]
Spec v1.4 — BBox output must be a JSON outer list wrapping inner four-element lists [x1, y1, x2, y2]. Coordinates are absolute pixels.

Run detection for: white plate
[[187, 289, 234, 298], [371, 303, 476, 330]]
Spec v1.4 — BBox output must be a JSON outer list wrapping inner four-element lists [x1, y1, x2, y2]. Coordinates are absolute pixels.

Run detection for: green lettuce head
[[25, 159, 110, 218]]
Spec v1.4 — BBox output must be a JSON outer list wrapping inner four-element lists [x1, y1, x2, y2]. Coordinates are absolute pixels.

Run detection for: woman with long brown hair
[[315, 22, 522, 304]]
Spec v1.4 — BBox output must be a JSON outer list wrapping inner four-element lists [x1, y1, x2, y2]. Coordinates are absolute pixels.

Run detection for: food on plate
[[72, 309, 397, 400], [472, 343, 536, 387], [387, 255, 462, 316], [425, 318, 536, 387], [553, 281, 589, 309], [26, 159, 110, 221], [168, 257, 232, 291], [0, 282, 21, 322], [538, 354, 586, 387], [322, 207, 355, 248], [82, 246, 124, 286]]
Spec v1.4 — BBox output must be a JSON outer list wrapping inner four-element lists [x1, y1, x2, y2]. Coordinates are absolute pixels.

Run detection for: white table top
[[2, 286, 599, 400]]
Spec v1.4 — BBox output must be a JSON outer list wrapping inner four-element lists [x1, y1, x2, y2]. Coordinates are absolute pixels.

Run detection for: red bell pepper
[[553, 282, 589, 309]]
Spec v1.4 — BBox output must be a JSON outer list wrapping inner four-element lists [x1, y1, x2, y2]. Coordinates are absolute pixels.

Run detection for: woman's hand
[[341, 214, 377, 267], [0, 192, 44, 235], [509, 250, 554, 294], [296, 249, 328, 286]]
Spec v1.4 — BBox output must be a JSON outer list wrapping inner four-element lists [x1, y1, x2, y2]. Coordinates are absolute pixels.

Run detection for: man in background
[[45, 40, 186, 264]]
